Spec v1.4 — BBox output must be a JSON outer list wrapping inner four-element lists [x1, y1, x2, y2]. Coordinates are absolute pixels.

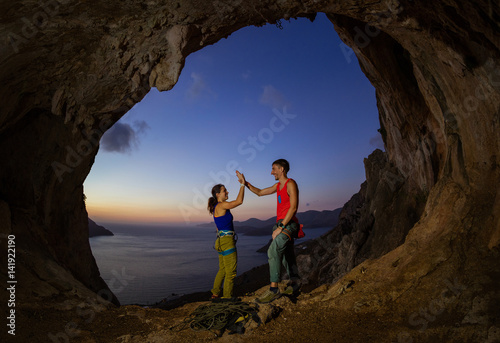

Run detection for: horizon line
[[89, 207, 343, 227]]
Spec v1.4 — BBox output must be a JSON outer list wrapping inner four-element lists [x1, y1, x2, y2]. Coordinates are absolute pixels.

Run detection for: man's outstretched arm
[[246, 181, 277, 197]]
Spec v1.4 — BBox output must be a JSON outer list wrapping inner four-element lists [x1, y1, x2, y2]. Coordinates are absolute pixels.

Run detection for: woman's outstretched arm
[[219, 171, 245, 210]]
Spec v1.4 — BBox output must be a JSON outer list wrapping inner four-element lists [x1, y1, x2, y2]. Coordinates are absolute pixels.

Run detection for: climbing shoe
[[256, 289, 281, 304], [282, 283, 300, 295]]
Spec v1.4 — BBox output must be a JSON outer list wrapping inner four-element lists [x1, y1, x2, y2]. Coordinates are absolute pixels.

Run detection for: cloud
[[101, 120, 150, 153], [133, 120, 150, 135], [259, 85, 290, 109], [369, 132, 385, 150], [186, 72, 215, 100]]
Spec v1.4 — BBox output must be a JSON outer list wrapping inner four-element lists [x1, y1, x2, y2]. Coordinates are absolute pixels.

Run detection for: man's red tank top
[[276, 178, 298, 223]]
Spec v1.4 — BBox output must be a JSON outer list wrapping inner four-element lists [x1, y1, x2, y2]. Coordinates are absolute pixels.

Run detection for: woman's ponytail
[[207, 196, 218, 215], [207, 184, 224, 215]]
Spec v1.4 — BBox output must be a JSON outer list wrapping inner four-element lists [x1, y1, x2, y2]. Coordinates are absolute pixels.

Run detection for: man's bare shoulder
[[287, 178, 298, 190]]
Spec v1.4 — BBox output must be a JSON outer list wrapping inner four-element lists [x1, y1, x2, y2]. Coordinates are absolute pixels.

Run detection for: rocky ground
[[14, 282, 408, 343], [15, 251, 500, 343]]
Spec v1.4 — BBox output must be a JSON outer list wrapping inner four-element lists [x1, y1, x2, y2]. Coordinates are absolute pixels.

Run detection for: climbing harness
[[217, 230, 235, 237], [217, 247, 236, 256], [214, 230, 238, 256], [170, 300, 259, 335]]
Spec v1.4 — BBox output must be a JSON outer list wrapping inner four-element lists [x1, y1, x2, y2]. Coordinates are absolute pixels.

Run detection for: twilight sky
[[83, 13, 384, 226]]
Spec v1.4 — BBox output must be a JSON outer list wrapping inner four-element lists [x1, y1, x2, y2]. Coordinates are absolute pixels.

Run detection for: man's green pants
[[211, 236, 237, 298], [268, 221, 300, 283]]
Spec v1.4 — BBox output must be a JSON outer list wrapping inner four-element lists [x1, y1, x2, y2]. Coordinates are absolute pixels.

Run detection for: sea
[[90, 223, 332, 305]]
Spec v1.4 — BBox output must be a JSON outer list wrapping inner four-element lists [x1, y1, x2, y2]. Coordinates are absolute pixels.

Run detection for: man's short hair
[[273, 159, 290, 173]]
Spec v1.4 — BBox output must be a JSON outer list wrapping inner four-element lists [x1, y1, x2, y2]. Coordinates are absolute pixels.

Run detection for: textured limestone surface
[[0, 0, 499, 341]]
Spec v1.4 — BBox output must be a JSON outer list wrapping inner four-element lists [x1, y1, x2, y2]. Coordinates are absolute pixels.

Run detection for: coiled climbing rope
[[170, 300, 259, 333]]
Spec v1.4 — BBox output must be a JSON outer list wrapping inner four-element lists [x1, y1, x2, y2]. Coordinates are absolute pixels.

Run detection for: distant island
[[199, 209, 342, 236], [88, 218, 114, 237]]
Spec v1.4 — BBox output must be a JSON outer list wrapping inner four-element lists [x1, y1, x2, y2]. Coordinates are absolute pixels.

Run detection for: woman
[[207, 170, 245, 299]]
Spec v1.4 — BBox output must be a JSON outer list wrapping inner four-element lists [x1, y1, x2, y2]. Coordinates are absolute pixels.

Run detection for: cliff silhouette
[[88, 218, 114, 238]]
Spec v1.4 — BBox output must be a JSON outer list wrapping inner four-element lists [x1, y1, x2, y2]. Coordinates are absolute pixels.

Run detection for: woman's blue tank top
[[213, 203, 234, 231]]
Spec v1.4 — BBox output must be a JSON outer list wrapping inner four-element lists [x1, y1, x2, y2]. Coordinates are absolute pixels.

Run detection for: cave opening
[[83, 13, 383, 305]]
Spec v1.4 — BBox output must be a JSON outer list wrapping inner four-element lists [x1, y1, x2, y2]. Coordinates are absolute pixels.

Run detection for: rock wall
[[297, 149, 426, 290], [0, 1, 498, 337]]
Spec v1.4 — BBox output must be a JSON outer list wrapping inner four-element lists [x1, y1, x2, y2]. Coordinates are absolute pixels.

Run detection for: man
[[245, 159, 301, 303]]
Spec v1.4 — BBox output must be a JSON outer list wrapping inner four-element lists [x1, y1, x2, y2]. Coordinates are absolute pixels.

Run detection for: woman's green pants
[[211, 236, 237, 298]]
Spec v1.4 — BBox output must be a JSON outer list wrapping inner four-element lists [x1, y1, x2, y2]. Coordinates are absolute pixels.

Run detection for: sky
[[83, 13, 384, 226]]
